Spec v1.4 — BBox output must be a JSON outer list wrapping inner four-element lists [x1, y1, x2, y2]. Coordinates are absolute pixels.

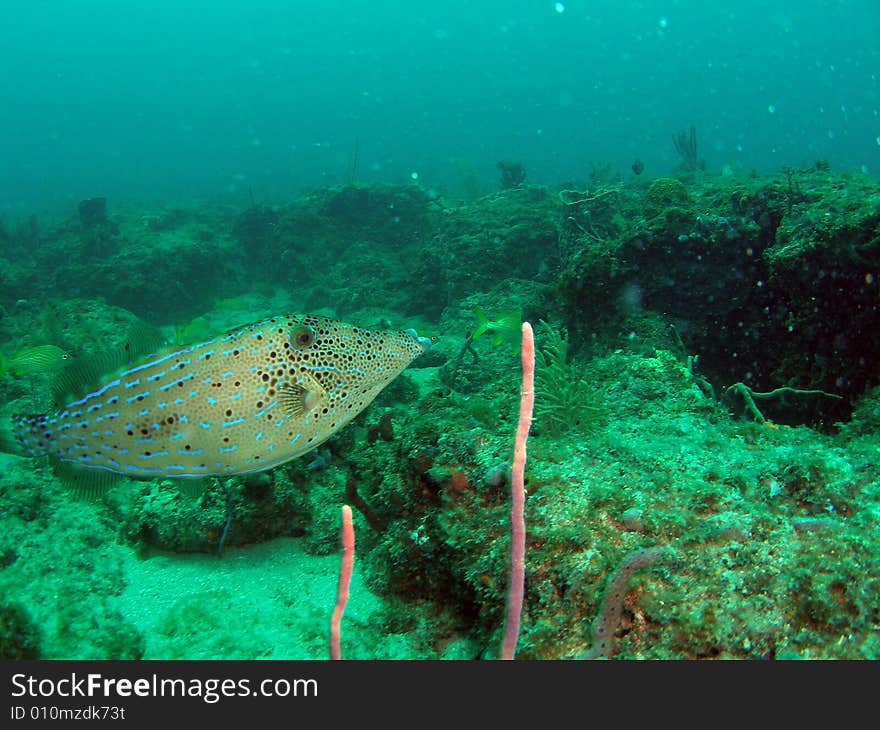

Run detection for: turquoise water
[[0, 2, 878, 660], [0, 1, 877, 213]]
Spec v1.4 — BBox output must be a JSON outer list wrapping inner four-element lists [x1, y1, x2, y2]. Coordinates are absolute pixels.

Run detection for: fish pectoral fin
[[278, 382, 323, 418]]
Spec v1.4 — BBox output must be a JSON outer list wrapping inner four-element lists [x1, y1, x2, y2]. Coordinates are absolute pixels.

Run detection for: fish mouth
[[405, 328, 433, 352]]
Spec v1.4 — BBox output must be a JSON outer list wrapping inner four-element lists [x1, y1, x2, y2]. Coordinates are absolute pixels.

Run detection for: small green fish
[[472, 306, 522, 348], [9, 314, 430, 494], [0, 345, 71, 378]]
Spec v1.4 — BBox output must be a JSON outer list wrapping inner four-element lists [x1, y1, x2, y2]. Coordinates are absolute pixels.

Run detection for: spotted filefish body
[[13, 314, 430, 479]]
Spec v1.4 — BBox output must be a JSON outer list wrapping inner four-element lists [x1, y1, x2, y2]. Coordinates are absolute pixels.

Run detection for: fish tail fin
[[495, 308, 523, 332], [472, 306, 491, 341], [0, 413, 49, 457], [1, 413, 123, 501]]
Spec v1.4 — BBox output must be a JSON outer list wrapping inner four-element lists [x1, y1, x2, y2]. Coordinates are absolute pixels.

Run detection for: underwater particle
[[658, 16, 668, 28], [554, 2, 565, 13], [768, 105, 776, 114], [410, 172, 419, 180]]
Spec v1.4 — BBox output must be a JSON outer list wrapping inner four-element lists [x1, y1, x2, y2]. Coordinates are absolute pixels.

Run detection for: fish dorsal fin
[[51, 321, 166, 407], [49, 456, 123, 502], [279, 382, 322, 419]]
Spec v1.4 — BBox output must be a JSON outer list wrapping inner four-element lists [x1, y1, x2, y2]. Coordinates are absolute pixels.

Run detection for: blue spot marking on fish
[[231, 392, 242, 401], [88, 404, 102, 413], [199, 349, 215, 360], [147, 371, 167, 382], [132, 466, 164, 475], [160, 374, 195, 392], [179, 415, 188, 423], [138, 409, 149, 417], [126, 392, 150, 403], [179, 448, 203, 455], [219, 445, 238, 454], [171, 433, 184, 441], [255, 431, 263, 441], [158, 402, 167, 409], [200, 422, 211, 429], [221, 371, 234, 378], [66, 376, 123, 408], [223, 418, 244, 427], [118, 448, 130, 455], [135, 438, 154, 444], [124, 379, 141, 389], [207, 396, 217, 405], [289, 433, 301, 446], [138, 450, 169, 459], [255, 401, 278, 418]]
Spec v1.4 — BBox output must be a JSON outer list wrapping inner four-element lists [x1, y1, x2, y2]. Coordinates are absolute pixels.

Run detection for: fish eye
[[290, 325, 315, 350]]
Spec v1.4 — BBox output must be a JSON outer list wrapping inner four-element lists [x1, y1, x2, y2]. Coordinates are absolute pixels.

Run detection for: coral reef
[[0, 166, 878, 659]]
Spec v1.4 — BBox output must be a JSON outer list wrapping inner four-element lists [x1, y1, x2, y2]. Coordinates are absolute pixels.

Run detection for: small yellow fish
[[471, 306, 522, 348], [0, 345, 71, 378]]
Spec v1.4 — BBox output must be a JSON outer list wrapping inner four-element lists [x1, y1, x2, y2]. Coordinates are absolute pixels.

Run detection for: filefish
[[0, 345, 71, 378], [9, 314, 430, 489]]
